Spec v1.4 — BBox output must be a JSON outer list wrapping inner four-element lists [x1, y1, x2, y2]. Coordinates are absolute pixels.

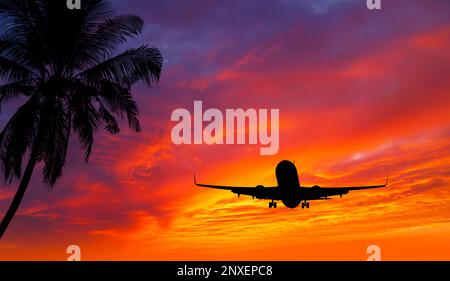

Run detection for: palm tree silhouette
[[0, 0, 163, 238]]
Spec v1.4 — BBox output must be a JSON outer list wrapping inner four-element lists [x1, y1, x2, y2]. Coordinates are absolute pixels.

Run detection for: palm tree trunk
[[0, 152, 37, 239]]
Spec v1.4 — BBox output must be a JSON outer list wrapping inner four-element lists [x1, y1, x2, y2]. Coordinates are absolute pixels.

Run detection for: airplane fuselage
[[276, 160, 304, 208]]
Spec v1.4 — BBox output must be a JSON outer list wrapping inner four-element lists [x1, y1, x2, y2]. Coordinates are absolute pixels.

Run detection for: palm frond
[[0, 0, 48, 67], [82, 0, 113, 24], [0, 0, 44, 38], [78, 45, 163, 88], [37, 98, 71, 186], [0, 94, 41, 183], [98, 80, 141, 132], [97, 100, 120, 134], [69, 15, 144, 69], [71, 94, 101, 162], [0, 80, 34, 112], [0, 33, 45, 75], [0, 56, 38, 81]]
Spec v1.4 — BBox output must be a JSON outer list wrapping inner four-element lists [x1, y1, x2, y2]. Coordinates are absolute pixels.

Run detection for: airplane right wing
[[302, 175, 389, 199], [194, 175, 279, 200]]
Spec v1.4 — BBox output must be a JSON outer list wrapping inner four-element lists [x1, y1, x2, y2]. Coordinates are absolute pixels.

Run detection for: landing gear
[[269, 200, 277, 208], [301, 201, 310, 209]]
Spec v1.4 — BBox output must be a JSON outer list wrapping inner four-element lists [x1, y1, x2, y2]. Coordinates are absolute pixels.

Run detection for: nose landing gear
[[301, 201, 310, 209]]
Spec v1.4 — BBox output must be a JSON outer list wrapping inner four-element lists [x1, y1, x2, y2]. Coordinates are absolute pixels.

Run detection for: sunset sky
[[1, 0, 450, 260]]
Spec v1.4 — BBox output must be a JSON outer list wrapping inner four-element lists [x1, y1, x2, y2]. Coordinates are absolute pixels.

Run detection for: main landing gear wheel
[[301, 202, 305, 209], [269, 201, 277, 208], [273, 202, 277, 208], [269, 202, 273, 208], [306, 202, 310, 209]]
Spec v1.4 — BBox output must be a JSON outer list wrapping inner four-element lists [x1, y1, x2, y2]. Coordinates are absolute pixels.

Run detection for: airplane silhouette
[[195, 160, 388, 209]]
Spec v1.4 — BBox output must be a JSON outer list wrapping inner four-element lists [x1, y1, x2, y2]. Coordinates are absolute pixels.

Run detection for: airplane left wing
[[194, 175, 279, 200]]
